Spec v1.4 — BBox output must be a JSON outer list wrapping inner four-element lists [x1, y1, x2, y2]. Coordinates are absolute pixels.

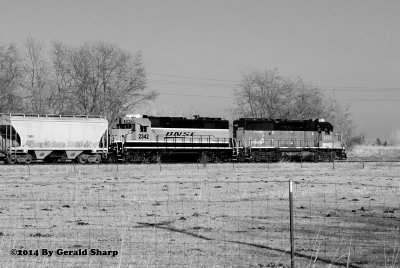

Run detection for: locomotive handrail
[[163, 134, 229, 144], [249, 138, 318, 148]]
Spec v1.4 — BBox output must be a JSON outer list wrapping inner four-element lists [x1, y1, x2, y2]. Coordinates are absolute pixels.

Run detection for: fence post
[[289, 180, 295, 267]]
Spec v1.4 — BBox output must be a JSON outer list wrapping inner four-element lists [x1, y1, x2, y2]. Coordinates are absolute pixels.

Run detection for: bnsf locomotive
[[233, 118, 346, 162], [0, 113, 346, 164], [109, 114, 233, 163]]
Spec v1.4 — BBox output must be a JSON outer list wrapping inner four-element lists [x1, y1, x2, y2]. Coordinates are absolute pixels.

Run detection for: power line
[[149, 80, 400, 93], [160, 93, 234, 99], [150, 73, 240, 83], [149, 73, 400, 91], [149, 79, 400, 92], [158, 92, 400, 102], [150, 80, 238, 89]]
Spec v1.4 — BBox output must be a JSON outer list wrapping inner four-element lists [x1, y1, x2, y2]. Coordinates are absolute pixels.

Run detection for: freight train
[[0, 113, 346, 164]]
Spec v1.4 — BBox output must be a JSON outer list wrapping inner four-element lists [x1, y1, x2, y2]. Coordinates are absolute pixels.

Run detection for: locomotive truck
[[0, 113, 346, 164]]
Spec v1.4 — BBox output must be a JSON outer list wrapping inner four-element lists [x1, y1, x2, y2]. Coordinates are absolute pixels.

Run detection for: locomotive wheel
[[125, 152, 134, 163], [143, 155, 151, 164], [77, 154, 88, 164], [107, 153, 118, 163], [199, 152, 209, 164], [133, 153, 143, 163], [252, 152, 263, 162], [6, 155, 17, 165], [237, 155, 246, 162], [151, 153, 161, 163]]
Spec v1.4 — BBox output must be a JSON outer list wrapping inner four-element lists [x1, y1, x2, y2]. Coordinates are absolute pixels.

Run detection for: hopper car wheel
[[93, 154, 101, 164], [77, 154, 88, 164], [6, 155, 17, 165]]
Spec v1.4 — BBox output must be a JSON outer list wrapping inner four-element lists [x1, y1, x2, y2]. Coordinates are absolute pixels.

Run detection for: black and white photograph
[[1, 0, 400, 267]]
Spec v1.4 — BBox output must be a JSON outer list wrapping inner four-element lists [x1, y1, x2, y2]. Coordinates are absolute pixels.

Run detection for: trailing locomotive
[[0, 113, 346, 164], [233, 118, 346, 162]]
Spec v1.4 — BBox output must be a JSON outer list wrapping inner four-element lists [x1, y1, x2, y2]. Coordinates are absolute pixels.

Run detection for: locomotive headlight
[[126, 114, 142, 118]]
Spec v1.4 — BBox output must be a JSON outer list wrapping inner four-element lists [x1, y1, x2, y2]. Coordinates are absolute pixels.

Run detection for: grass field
[[348, 145, 400, 161], [0, 162, 399, 267]]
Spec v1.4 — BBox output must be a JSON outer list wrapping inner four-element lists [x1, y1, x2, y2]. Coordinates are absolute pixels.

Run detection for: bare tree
[[233, 69, 354, 142], [321, 94, 353, 145], [389, 129, 400, 146], [21, 37, 51, 114], [49, 41, 76, 114], [0, 43, 23, 113], [50, 41, 157, 123], [234, 69, 326, 119]]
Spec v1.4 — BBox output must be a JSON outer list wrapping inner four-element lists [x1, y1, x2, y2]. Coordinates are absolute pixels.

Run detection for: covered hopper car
[[0, 114, 108, 164]]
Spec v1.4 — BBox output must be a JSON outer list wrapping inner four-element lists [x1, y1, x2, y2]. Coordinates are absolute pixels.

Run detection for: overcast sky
[[1, 0, 399, 140]]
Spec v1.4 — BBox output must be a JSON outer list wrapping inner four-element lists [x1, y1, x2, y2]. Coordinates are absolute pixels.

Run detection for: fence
[[0, 162, 399, 267]]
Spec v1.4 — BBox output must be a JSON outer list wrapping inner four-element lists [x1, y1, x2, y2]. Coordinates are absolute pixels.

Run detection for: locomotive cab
[[110, 115, 153, 142]]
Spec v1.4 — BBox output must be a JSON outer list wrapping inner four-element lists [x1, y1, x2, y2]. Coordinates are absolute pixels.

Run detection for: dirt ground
[[0, 161, 399, 267]]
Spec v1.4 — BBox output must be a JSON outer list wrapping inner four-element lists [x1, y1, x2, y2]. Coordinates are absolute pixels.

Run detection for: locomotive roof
[[142, 115, 225, 121], [141, 115, 229, 129], [233, 118, 333, 132]]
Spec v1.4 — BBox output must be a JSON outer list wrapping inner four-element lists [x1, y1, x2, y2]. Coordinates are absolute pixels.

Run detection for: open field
[[0, 162, 400, 267], [348, 145, 400, 161]]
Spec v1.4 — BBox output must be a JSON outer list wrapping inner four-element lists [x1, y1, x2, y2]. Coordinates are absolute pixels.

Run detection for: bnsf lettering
[[166, 132, 195, 137]]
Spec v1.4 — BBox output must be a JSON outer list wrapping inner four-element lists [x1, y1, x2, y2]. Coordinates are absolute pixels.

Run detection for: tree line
[[0, 38, 157, 124]]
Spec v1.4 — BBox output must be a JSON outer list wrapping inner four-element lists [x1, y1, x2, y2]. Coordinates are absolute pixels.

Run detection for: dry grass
[[0, 162, 399, 267], [348, 145, 400, 161]]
